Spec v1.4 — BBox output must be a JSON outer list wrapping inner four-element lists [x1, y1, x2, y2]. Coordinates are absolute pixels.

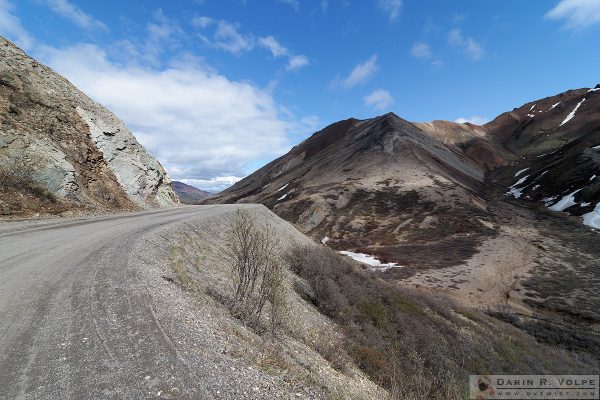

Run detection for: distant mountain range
[[172, 181, 211, 204]]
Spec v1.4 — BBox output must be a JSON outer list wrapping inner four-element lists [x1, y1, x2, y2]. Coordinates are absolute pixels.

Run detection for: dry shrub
[[225, 210, 288, 334], [304, 327, 350, 372], [285, 244, 596, 400]]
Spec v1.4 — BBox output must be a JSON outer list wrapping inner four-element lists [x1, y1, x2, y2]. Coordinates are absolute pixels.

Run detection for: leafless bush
[[225, 209, 287, 333]]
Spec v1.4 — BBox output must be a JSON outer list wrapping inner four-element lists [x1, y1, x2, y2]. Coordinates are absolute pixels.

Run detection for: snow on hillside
[[583, 204, 600, 229], [515, 168, 529, 177], [559, 98, 586, 126], [339, 251, 402, 271], [506, 175, 529, 198], [548, 189, 583, 212]]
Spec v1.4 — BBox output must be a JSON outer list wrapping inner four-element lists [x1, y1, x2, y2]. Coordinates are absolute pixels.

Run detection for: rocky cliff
[[0, 36, 179, 216]]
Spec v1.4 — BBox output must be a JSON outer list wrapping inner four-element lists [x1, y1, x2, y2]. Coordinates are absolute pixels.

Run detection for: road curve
[[0, 205, 235, 399]]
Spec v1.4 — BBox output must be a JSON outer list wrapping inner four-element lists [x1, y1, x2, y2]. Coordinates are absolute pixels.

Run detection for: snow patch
[[276, 183, 289, 192], [530, 104, 536, 111], [588, 88, 600, 93], [277, 189, 296, 201], [515, 168, 529, 177], [506, 175, 529, 199], [590, 175, 597, 181], [321, 236, 330, 244], [583, 203, 600, 229], [550, 101, 561, 110], [548, 189, 582, 211], [559, 98, 586, 126], [593, 145, 600, 150], [537, 149, 559, 158], [543, 196, 558, 206], [581, 202, 591, 207], [527, 114, 535, 118], [339, 251, 402, 271]]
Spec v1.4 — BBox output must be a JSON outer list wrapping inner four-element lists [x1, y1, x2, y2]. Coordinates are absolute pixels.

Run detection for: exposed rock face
[[0, 36, 179, 215], [171, 181, 211, 204]]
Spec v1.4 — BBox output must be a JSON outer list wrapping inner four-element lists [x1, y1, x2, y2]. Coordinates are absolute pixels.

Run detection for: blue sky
[[1, 0, 600, 191]]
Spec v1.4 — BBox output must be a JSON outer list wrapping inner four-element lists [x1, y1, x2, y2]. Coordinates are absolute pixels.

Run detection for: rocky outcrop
[[0, 36, 179, 215]]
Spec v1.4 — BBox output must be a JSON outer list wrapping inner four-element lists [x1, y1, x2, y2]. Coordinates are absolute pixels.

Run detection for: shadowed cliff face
[[0, 36, 179, 216]]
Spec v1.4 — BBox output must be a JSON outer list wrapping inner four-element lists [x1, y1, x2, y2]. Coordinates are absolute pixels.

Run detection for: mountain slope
[[209, 113, 498, 277], [486, 85, 600, 228], [172, 181, 211, 204], [413, 119, 513, 169], [0, 36, 179, 217], [207, 87, 600, 334]]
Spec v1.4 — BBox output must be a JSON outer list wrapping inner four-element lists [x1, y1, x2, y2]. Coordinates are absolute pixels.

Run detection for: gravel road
[[0, 206, 239, 399]]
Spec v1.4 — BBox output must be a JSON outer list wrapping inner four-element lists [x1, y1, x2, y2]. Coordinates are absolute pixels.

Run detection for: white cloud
[[192, 16, 214, 29], [0, 0, 34, 49], [546, 0, 600, 30], [206, 20, 254, 55], [364, 89, 394, 111], [334, 55, 378, 89], [258, 36, 309, 71], [455, 116, 489, 125], [278, 0, 300, 11], [410, 42, 432, 60], [195, 21, 310, 72], [378, 0, 402, 23], [448, 28, 485, 60], [44, 0, 107, 31], [122, 10, 186, 67], [286, 54, 310, 71], [37, 44, 300, 193], [259, 35, 288, 57]]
